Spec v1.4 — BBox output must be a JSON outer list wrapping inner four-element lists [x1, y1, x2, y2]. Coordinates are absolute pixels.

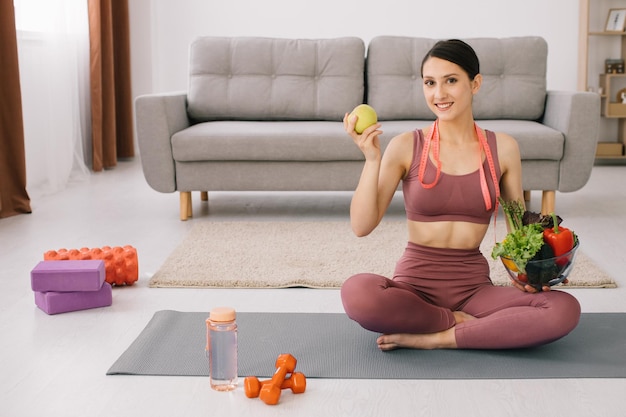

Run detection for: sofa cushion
[[172, 121, 373, 162], [476, 120, 563, 160], [366, 36, 547, 121], [377, 120, 564, 160], [187, 37, 365, 122], [173, 119, 562, 163]]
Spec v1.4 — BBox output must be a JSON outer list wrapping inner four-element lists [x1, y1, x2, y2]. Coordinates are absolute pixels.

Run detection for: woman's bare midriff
[[406, 220, 489, 250]]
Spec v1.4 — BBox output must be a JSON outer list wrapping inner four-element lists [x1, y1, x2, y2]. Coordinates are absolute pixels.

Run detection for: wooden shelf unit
[[579, 0, 626, 159]]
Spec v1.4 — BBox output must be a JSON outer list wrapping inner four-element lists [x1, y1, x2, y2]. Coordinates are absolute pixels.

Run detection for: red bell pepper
[[543, 213, 574, 265]]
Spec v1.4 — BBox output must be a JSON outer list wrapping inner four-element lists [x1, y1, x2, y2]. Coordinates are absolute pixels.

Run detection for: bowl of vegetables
[[491, 198, 579, 291], [500, 241, 579, 289]]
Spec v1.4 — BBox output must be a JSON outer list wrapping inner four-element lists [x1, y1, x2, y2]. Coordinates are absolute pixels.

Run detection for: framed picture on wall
[[606, 8, 626, 32]]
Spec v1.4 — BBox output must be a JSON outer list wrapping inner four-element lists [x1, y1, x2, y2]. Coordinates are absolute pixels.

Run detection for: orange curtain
[[88, 0, 134, 171], [0, 0, 32, 218]]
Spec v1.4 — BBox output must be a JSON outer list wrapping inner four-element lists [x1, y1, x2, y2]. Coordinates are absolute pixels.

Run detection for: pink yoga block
[[34, 282, 113, 315], [31, 260, 105, 292]]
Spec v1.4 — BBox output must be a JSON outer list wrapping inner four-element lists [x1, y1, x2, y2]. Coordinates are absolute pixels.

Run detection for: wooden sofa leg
[[200, 191, 208, 201], [523, 190, 531, 202], [180, 192, 192, 221], [541, 190, 555, 215]]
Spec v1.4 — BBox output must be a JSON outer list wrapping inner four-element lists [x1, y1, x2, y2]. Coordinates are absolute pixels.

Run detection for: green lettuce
[[491, 223, 544, 274]]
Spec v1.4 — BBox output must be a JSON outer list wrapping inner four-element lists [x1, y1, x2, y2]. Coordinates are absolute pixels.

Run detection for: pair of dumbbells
[[244, 353, 306, 405]]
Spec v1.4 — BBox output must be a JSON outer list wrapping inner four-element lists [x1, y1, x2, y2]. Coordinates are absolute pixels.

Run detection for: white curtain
[[14, 0, 90, 200]]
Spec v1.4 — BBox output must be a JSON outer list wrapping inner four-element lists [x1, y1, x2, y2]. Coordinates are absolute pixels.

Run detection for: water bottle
[[206, 307, 238, 391]]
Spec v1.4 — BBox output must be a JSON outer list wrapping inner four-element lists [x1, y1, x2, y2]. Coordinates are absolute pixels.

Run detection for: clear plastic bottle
[[206, 307, 238, 391]]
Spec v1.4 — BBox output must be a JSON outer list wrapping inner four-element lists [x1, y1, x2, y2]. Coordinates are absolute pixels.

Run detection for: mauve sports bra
[[402, 129, 502, 225]]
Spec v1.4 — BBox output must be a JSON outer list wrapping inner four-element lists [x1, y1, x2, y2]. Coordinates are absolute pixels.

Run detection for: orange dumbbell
[[244, 372, 307, 399], [258, 353, 298, 405]]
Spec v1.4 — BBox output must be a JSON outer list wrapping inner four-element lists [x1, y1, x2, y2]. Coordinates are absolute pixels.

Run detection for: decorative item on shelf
[[607, 102, 626, 117], [617, 88, 626, 104], [605, 58, 625, 74], [596, 142, 624, 157], [606, 8, 626, 32]]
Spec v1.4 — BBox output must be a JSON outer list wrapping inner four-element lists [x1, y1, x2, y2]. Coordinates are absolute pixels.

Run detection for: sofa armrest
[[541, 90, 600, 192], [135, 92, 190, 193]]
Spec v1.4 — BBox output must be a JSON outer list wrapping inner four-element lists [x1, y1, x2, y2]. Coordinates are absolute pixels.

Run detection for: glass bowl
[[500, 242, 579, 290]]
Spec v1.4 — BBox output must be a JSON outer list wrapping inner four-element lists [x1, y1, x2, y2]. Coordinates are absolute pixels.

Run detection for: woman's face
[[422, 57, 481, 121]]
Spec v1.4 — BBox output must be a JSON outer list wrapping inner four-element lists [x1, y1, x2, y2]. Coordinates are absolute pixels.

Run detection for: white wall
[[129, 0, 580, 99]]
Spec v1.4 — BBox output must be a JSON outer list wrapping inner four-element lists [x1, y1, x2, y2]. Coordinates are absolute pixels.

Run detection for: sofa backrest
[[187, 36, 365, 122], [366, 36, 547, 121]]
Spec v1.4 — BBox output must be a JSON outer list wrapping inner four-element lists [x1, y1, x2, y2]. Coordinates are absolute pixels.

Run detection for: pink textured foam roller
[[44, 246, 138, 286]]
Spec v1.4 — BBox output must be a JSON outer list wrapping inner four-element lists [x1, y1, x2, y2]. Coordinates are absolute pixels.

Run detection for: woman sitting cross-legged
[[340, 39, 581, 350]]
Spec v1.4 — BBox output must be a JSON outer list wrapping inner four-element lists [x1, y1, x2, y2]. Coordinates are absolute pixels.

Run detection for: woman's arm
[[344, 113, 409, 236], [496, 132, 524, 205], [497, 132, 552, 293]]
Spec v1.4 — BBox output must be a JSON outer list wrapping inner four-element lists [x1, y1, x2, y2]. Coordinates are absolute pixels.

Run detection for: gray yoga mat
[[107, 311, 626, 379]]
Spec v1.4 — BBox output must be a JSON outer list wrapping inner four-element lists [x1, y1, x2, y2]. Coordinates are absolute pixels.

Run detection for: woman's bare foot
[[376, 328, 456, 351], [376, 311, 476, 351]]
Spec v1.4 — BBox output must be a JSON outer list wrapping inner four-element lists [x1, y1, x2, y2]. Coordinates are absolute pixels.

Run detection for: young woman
[[341, 39, 580, 350]]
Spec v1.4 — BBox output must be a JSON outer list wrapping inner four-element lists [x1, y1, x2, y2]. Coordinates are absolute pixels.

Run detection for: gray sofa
[[136, 36, 600, 220]]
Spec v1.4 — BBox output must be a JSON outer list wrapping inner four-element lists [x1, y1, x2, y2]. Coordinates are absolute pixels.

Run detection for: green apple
[[350, 104, 378, 134]]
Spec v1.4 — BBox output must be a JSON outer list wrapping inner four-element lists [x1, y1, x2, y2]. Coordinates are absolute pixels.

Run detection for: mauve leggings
[[340, 242, 581, 349]]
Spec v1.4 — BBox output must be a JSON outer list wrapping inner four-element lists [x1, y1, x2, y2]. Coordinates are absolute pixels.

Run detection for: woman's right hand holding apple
[[343, 109, 382, 162]]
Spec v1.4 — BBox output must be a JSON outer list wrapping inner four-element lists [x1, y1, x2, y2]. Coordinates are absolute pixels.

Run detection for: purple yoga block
[[34, 282, 113, 315], [31, 260, 105, 292]]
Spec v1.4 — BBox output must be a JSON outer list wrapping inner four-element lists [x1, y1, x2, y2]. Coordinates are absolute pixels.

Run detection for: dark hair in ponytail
[[421, 39, 480, 80]]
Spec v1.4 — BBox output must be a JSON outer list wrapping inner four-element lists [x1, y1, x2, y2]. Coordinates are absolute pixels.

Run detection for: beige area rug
[[149, 221, 617, 289]]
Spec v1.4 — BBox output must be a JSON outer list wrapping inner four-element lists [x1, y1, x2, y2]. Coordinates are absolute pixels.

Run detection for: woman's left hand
[[511, 279, 550, 293], [511, 277, 570, 293]]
